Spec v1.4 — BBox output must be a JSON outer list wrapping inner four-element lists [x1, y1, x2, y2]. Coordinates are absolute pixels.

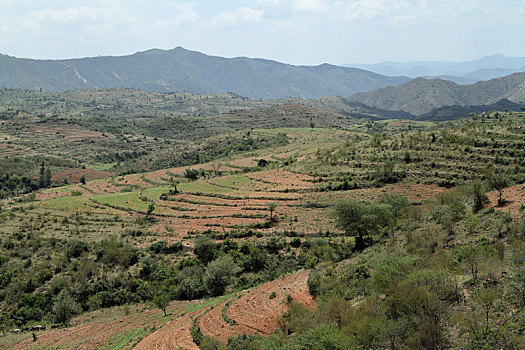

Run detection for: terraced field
[[9, 115, 522, 248], [6, 269, 314, 350], [290, 113, 525, 188], [198, 270, 314, 343], [8, 298, 226, 350], [4, 126, 462, 250]]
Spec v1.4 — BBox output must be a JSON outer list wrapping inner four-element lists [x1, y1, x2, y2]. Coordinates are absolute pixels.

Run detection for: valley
[[0, 87, 524, 349]]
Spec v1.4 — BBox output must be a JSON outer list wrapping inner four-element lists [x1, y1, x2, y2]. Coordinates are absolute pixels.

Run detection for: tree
[[471, 181, 487, 213], [205, 256, 241, 296], [507, 248, 525, 308], [487, 171, 509, 206], [38, 162, 45, 189], [79, 175, 86, 185], [456, 243, 494, 282], [266, 202, 278, 220], [184, 168, 200, 181], [153, 291, 170, 316], [194, 237, 216, 264], [52, 289, 80, 326], [146, 202, 155, 219], [334, 199, 392, 250], [44, 168, 52, 187]]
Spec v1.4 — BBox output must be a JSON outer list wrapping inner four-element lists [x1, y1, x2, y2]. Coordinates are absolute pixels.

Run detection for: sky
[[0, 0, 524, 65]]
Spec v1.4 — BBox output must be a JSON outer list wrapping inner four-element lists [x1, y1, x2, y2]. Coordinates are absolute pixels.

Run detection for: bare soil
[[487, 184, 525, 218], [51, 168, 112, 184], [199, 270, 315, 343]]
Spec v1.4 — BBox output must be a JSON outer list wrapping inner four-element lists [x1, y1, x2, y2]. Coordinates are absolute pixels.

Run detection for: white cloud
[[153, 3, 198, 29], [291, 0, 329, 11], [22, 6, 114, 30], [212, 7, 264, 26], [344, 0, 388, 21]]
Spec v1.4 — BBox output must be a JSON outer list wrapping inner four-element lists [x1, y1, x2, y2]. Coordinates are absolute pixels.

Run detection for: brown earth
[[14, 302, 191, 350], [133, 307, 204, 350], [487, 184, 525, 218], [199, 270, 315, 344], [247, 169, 316, 191], [51, 168, 112, 184]]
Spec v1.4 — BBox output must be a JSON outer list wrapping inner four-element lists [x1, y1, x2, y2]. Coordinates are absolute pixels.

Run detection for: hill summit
[[0, 47, 409, 98]]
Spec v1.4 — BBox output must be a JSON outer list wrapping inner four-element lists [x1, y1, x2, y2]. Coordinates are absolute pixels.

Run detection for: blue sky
[[1, 0, 524, 65]]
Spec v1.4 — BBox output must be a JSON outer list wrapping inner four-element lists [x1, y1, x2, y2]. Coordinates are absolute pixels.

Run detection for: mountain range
[[348, 54, 525, 84], [0, 47, 409, 99], [348, 72, 525, 115], [1, 48, 524, 118]]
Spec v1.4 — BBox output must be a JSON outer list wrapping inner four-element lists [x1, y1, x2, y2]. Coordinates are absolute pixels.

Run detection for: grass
[[208, 174, 264, 191], [88, 163, 117, 172], [100, 327, 151, 350], [42, 196, 93, 211], [178, 181, 234, 195]]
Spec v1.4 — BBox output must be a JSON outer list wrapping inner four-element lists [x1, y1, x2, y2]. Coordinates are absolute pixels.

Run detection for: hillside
[[2, 110, 525, 349], [348, 72, 525, 115], [0, 48, 410, 98], [418, 99, 525, 121]]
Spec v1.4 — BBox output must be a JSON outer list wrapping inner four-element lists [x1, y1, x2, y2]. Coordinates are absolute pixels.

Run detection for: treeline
[[0, 157, 69, 199]]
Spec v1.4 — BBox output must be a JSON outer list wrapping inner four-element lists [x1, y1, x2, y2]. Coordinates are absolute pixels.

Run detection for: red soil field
[[199, 270, 315, 343], [51, 168, 112, 184], [487, 184, 525, 218], [133, 308, 202, 350], [15, 302, 191, 350]]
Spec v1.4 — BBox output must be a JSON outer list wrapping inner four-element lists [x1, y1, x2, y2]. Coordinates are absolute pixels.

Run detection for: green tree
[[456, 243, 494, 282], [175, 265, 206, 300], [334, 199, 392, 250], [507, 248, 525, 308], [152, 291, 171, 316], [205, 256, 241, 296], [146, 202, 155, 219], [184, 168, 200, 181], [194, 237, 216, 264], [487, 171, 509, 206], [38, 161, 45, 188], [471, 181, 487, 213], [44, 168, 52, 187], [52, 289, 80, 326], [266, 202, 278, 220]]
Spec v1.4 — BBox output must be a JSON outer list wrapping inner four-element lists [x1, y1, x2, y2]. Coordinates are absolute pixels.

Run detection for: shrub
[[334, 199, 392, 250], [52, 289, 80, 326], [205, 256, 241, 296]]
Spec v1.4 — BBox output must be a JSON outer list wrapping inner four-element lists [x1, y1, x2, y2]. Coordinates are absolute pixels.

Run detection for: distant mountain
[[0, 47, 409, 99], [347, 54, 525, 84], [348, 72, 525, 115]]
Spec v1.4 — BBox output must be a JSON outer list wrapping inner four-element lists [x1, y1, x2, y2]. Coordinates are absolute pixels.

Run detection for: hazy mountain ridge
[[348, 72, 525, 115], [347, 54, 525, 83], [0, 47, 410, 98]]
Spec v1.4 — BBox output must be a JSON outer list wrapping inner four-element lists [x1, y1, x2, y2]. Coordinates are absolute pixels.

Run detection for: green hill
[[0, 47, 409, 98], [348, 72, 525, 115]]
